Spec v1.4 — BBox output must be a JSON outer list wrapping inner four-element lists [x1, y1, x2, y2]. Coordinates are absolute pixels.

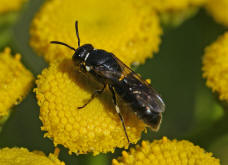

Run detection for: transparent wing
[[92, 54, 165, 113]]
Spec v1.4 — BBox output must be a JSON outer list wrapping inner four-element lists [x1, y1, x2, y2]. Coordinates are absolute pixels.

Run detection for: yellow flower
[[0, 147, 64, 165], [0, 0, 27, 14], [112, 137, 220, 165], [30, 0, 162, 65], [34, 59, 146, 155], [0, 47, 34, 117], [202, 32, 228, 102], [138, 0, 206, 26], [143, 0, 206, 11], [206, 0, 228, 27]]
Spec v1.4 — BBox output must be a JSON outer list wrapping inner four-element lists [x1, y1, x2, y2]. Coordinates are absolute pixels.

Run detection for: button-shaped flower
[[0, 147, 65, 165], [34, 59, 146, 155], [112, 137, 220, 165], [206, 0, 228, 27], [143, 0, 206, 12], [0, 48, 34, 117], [139, 0, 206, 26], [202, 32, 228, 102], [30, 0, 162, 65]]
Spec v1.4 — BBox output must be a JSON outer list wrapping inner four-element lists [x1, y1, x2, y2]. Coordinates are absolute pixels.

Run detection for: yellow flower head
[[202, 32, 228, 102], [34, 59, 146, 155], [112, 137, 220, 165], [0, 0, 27, 14], [143, 0, 206, 12], [138, 0, 206, 26], [0, 147, 64, 165], [206, 0, 228, 27], [30, 0, 162, 65], [0, 47, 34, 117]]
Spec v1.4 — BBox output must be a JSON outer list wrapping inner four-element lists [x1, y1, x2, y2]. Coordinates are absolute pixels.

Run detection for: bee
[[51, 21, 165, 143]]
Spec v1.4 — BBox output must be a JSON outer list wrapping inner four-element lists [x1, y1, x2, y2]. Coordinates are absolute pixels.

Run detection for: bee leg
[[78, 84, 106, 109], [109, 85, 130, 143]]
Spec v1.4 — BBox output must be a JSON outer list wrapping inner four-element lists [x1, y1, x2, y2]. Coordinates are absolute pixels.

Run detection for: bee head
[[72, 44, 93, 65], [50, 21, 93, 66]]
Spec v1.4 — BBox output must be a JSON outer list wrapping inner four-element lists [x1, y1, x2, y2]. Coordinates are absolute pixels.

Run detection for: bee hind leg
[[109, 85, 130, 143]]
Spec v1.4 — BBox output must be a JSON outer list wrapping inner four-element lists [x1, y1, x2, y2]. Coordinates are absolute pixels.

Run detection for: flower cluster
[[30, 0, 162, 65], [0, 0, 226, 164], [0, 48, 34, 117], [112, 137, 220, 165], [0, 147, 65, 165]]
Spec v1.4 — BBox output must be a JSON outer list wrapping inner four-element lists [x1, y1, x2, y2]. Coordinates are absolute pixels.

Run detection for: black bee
[[51, 21, 165, 143]]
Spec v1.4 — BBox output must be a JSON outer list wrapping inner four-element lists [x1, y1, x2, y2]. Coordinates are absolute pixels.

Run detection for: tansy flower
[[206, 0, 228, 27], [0, 147, 65, 165], [30, 0, 162, 65], [142, 0, 206, 12], [202, 32, 228, 102], [34, 58, 146, 155], [138, 0, 206, 26], [0, 47, 34, 117], [112, 137, 220, 165], [0, 0, 27, 14]]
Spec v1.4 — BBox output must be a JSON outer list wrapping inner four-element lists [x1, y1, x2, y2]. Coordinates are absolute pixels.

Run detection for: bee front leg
[[108, 85, 130, 143], [78, 84, 106, 109]]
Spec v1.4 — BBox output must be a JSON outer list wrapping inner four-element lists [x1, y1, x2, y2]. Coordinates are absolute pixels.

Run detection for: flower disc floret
[[112, 137, 220, 165], [34, 59, 146, 155]]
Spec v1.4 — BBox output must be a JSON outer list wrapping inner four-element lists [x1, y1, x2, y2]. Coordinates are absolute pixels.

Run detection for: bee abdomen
[[113, 85, 162, 130], [135, 108, 162, 131]]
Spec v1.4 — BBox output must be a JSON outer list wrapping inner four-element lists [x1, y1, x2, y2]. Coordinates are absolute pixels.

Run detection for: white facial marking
[[133, 91, 141, 94], [115, 105, 120, 113], [86, 66, 91, 72], [84, 53, 90, 61]]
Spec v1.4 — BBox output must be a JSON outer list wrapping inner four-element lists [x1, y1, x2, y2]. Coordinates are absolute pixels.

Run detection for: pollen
[[30, 0, 162, 66], [0, 0, 27, 14], [206, 0, 228, 27], [34, 59, 146, 155], [0, 147, 65, 165], [0, 47, 34, 117], [112, 137, 220, 165], [202, 32, 228, 102]]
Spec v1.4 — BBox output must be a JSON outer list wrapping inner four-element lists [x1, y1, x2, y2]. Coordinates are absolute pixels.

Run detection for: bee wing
[[133, 83, 165, 113], [92, 54, 165, 113]]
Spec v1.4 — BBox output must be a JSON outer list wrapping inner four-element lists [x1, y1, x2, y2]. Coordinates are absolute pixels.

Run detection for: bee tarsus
[[77, 84, 106, 109]]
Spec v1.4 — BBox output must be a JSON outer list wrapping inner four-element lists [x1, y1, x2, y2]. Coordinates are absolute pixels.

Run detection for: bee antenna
[[75, 20, 80, 47], [50, 41, 76, 51]]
